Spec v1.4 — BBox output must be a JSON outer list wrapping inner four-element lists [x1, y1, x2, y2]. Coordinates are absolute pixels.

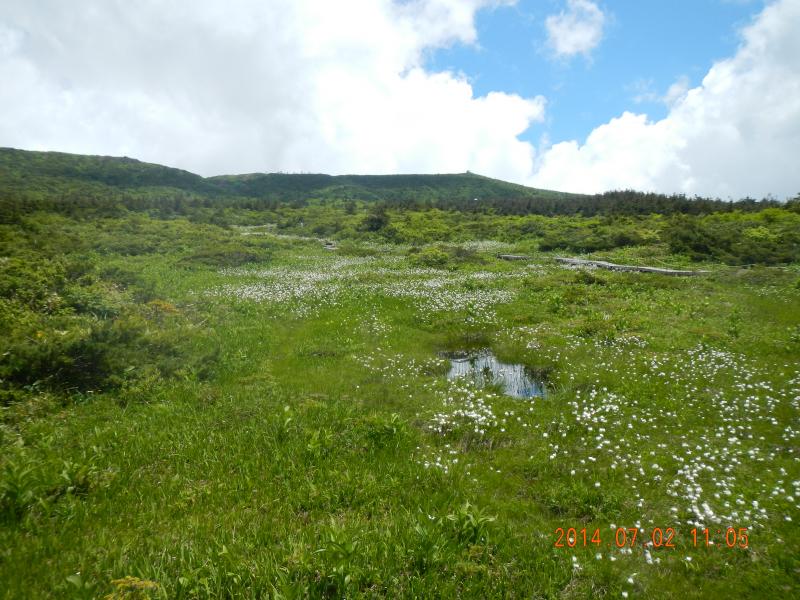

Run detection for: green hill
[[208, 171, 577, 203], [0, 147, 578, 203], [0, 147, 217, 197], [0, 147, 787, 217]]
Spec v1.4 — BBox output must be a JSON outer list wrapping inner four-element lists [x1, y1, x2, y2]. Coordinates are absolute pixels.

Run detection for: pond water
[[442, 350, 546, 399]]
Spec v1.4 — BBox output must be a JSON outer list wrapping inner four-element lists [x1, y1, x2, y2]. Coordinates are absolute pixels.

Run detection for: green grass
[[1, 212, 799, 599]]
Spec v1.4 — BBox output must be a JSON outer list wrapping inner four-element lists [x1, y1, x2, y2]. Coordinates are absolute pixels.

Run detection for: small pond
[[442, 349, 546, 399]]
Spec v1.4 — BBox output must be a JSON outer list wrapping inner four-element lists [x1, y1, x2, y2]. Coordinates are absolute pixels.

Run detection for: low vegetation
[[0, 150, 798, 598]]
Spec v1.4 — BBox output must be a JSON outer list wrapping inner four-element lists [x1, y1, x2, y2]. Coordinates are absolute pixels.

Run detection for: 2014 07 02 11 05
[[554, 526, 750, 549]]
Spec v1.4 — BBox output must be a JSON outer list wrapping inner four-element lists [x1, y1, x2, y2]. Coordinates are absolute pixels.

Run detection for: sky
[[0, 0, 798, 199]]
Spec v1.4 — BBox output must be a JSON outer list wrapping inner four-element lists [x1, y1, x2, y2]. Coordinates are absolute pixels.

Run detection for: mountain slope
[[207, 171, 578, 203], [0, 147, 220, 196], [0, 147, 579, 203], [2, 147, 784, 217]]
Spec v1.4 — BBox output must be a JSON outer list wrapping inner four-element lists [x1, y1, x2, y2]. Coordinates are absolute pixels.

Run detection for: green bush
[[0, 311, 167, 394], [407, 243, 483, 268], [539, 226, 646, 252], [663, 212, 800, 264], [409, 246, 450, 268], [0, 232, 215, 402], [178, 247, 267, 268]]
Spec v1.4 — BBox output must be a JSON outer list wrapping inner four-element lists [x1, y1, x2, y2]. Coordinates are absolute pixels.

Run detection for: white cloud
[[532, 0, 800, 198], [631, 75, 690, 107], [545, 0, 606, 59], [0, 0, 542, 180], [629, 78, 659, 104], [1, 0, 797, 200], [662, 75, 690, 108]]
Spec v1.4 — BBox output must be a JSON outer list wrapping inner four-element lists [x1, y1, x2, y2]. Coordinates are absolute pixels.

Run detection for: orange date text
[[553, 527, 749, 549]]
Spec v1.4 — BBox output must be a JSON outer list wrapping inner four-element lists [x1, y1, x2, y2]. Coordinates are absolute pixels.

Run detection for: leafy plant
[[318, 526, 363, 596], [446, 502, 496, 546], [0, 456, 37, 522]]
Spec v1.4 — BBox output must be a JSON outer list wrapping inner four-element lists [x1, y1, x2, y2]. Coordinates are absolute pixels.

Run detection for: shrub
[[0, 241, 214, 402], [178, 241, 272, 268], [663, 214, 800, 264], [409, 246, 450, 268]]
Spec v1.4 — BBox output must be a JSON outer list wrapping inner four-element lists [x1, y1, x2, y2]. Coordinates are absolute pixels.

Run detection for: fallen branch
[[497, 254, 530, 261], [555, 257, 709, 276]]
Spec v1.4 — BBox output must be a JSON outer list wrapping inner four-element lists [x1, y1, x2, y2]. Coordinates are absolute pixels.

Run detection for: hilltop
[[1, 147, 790, 218], [0, 147, 574, 204]]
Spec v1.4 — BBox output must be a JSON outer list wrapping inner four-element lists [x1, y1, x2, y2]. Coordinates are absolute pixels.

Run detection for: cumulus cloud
[[545, 0, 606, 59], [1, 0, 797, 200], [532, 0, 800, 198], [0, 0, 543, 179]]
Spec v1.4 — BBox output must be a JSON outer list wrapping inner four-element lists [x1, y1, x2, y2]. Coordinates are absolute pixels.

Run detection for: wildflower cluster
[[207, 252, 528, 322], [544, 343, 799, 548]]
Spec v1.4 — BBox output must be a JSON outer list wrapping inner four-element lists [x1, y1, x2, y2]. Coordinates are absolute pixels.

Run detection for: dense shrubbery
[[664, 210, 800, 264], [537, 220, 654, 253], [0, 216, 242, 409], [0, 254, 192, 400], [407, 244, 482, 268], [178, 241, 272, 268], [408, 246, 451, 268]]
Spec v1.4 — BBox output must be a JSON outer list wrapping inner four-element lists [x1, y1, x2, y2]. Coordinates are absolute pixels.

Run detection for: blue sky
[[1, 0, 798, 198], [427, 0, 767, 147]]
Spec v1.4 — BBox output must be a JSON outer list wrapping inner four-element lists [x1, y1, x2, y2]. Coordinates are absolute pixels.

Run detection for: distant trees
[[436, 189, 781, 217]]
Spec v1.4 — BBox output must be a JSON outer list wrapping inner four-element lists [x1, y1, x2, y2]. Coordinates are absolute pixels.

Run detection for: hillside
[[0, 147, 216, 197], [1, 147, 790, 218], [208, 171, 579, 204], [0, 147, 576, 204]]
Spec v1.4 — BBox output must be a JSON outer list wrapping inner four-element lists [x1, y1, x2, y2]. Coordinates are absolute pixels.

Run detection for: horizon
[[3, 145, 795, 201], [4, 145, 793, 201]]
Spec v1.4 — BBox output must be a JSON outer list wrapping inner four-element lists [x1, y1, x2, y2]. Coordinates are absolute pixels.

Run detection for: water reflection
[[442, 350, 546, 398]]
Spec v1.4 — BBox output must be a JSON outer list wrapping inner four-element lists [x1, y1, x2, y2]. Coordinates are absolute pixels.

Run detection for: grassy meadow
[[1, 154, 799, 598]]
